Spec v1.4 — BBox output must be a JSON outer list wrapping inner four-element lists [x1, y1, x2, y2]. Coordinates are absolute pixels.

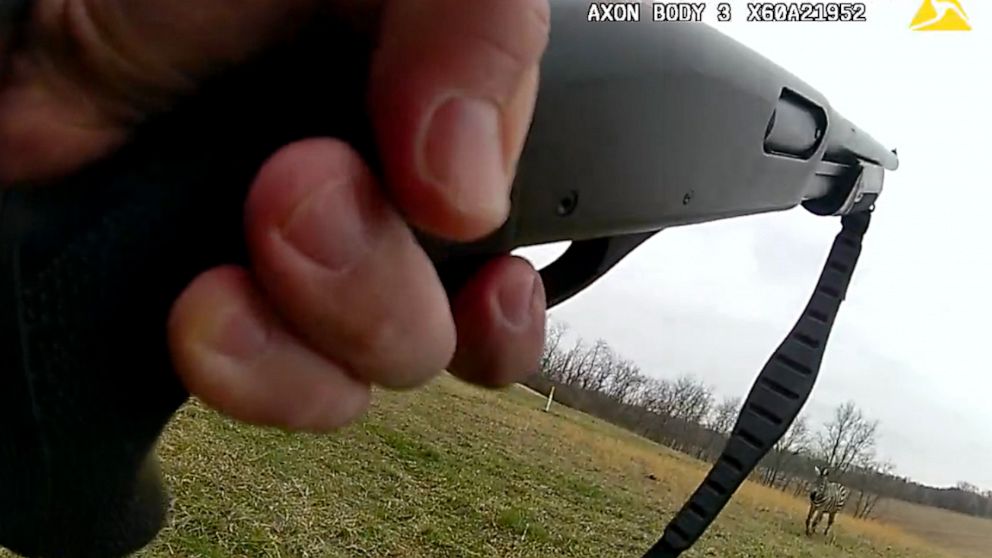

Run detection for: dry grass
[[0, 375, 959, 557], [873, 499, 992, 558]]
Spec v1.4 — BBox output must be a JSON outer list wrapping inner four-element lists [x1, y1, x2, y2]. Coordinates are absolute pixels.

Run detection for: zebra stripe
[[805, 466, 848, 536], [810, 479, 849, 511]]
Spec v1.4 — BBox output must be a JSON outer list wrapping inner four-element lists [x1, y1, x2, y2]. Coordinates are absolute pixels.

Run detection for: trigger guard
[[539, 231, 660, 308]]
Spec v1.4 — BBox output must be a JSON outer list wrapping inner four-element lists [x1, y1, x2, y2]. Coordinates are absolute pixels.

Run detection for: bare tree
[[957, 481, 981, 494], [762, 415, 811, 489], [701, 396, 741, 462], [637, 377, 674, 415], [605, 359, 646, 404], [816, 401, 879, 474], [557, 338, 588, 385], [707, 396, 742, 436], [540, 320, 569, 375], [664, 375, 714, 455], [631, 374, 716, 453], [633, 377, 677, 440], [529, 320, 992, 521], [579, 339, 617, 393], [566, 338, 606, 389], [855, 460, 896, 519], [668, 375, 715, 426]]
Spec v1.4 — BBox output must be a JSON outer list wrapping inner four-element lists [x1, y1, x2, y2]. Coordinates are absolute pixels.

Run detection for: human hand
[[0, 0, 550, 431]]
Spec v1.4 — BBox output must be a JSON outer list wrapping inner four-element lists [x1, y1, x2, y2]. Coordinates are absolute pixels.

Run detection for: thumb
[[0, 0, 371, 183]]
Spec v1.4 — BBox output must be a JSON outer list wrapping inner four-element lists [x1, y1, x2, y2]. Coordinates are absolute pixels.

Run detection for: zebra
[[805, 465, 849, 536]]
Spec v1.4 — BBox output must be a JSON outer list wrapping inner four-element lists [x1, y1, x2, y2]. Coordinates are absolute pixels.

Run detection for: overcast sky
[[517, 1, 991, 490]]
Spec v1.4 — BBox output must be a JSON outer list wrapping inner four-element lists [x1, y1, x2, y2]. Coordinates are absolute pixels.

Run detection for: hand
[[0, 0, 550, 431]]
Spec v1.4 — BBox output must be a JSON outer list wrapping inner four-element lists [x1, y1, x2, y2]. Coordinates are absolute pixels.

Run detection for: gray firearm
[[0, 2, 897, 557]]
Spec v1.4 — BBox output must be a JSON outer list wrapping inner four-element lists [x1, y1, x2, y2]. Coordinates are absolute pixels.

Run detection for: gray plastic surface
[[498, 2, 896, 248]]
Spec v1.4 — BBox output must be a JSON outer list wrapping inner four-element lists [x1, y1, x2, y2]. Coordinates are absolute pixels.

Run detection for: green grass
[[1, 375, 960, 557]]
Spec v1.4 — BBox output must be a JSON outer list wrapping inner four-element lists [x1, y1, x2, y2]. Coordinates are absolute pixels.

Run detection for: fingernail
[[420, 95, 508, 217], [280, 176, 369, 271], [204, 305, 269, 362], [498, 273, 540, 329]]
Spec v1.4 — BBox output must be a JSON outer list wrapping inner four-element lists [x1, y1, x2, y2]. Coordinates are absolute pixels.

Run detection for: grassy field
[[872, 499, 992, 558], [1, 375, 975, 558]]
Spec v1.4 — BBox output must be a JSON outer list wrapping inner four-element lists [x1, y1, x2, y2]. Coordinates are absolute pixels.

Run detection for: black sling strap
[[643, 208, 872, 557]]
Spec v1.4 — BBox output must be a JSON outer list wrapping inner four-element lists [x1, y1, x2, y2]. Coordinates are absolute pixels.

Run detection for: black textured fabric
[[0, 19, 374, 557]]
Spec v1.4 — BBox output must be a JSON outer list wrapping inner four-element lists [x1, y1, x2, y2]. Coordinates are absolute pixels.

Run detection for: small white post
[[544, 386, 555, 412]]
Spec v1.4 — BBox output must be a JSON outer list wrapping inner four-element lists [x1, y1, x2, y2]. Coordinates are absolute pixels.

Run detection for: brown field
[[0, 374, 977, 557], [874, 498, 992, 558]]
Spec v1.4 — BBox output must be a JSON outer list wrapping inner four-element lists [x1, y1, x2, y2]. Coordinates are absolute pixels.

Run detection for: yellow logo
[[910, 0, 971, 31]]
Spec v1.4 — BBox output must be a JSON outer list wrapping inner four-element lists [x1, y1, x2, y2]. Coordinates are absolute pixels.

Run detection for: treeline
[[526, 320, 992, 520]]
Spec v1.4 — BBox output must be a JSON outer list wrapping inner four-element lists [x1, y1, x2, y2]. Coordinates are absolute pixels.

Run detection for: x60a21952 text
[[746, 2, 867, 22]]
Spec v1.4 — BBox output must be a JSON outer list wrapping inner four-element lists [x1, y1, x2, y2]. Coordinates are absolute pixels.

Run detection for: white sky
[[518, 1, 992, 490]]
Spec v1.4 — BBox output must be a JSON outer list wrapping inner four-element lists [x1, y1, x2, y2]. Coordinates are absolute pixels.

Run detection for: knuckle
[[464, 0, 550, 77], [43, 0, 191, 119], [499, 0, 551, 62], [351, 314, 404, 368], [344, 305, 453, 387]]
